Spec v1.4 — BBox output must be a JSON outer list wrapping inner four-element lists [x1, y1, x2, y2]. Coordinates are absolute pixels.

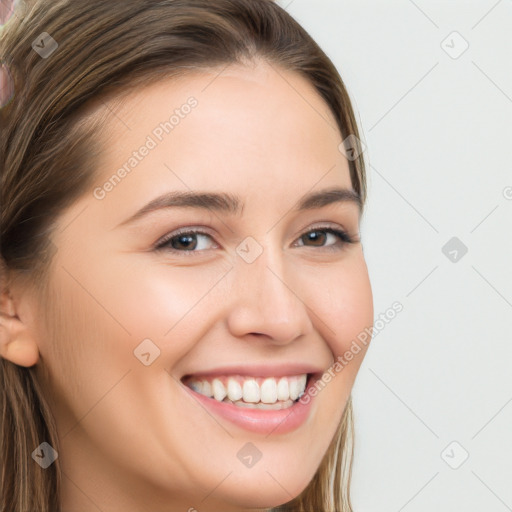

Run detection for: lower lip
[[181, 376, 317, 435]]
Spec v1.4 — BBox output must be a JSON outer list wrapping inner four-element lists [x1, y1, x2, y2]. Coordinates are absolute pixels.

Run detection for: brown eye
[[301, 230, 327, 246], [155, 229, 216, 255], [170, 233, 199, 251], [296, 227, 354, 250]]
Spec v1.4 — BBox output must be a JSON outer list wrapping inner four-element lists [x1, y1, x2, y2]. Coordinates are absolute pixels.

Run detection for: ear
[[0, 285, 40, 368]]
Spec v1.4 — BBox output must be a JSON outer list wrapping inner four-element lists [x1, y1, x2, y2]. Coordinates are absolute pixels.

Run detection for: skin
[[0, 59, 373, 511]]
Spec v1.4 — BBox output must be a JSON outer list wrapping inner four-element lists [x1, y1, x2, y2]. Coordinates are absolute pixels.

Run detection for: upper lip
[[181, 363, 325, 380]]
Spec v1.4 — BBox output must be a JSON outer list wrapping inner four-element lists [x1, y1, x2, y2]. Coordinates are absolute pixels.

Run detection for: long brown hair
[[0, 1, 367, 510]]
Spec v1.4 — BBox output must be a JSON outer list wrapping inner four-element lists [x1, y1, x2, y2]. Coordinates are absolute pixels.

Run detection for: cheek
[[85, 257, 233, 372], [41, 251, 231, 407], [61, 249, 219, 338], [309, 255, 373, 372], [287, 254, 372, 432], [115, 264, 220, 335], [38, 266, 136, 426]]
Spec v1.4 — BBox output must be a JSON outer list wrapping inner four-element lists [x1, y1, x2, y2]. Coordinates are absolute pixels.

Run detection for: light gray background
[[276, 1, 512, 510]]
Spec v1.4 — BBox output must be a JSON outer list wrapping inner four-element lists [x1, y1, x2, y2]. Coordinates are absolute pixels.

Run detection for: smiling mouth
[[181, 373, 311, 410]]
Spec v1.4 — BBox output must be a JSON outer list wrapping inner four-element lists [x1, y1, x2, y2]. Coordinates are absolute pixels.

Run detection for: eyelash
[[154, 225, 357, 256]]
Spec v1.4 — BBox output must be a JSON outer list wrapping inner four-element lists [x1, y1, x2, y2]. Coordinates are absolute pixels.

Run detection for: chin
[[214, 468, 313, 509]]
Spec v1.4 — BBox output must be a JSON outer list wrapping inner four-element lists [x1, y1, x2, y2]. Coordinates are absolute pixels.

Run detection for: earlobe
[[0, 315, 40, 367]]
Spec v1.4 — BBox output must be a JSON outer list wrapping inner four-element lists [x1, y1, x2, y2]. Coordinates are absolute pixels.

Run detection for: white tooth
[[276, 377, 290, 401], [289, 376, 302, 400], [242, 379, 260, 403], [212, 378, 227, 401], [202, 380, 212, 398], [298, 374, 308, 396], [189, 380, 203, 393], [260, 378, 278, 404], [227, 378, 243, 401]]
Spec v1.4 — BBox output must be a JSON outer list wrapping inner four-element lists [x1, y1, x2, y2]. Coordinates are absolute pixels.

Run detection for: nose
[[225, 243, 313, 345]]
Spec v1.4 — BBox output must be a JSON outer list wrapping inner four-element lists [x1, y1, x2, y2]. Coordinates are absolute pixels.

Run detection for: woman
[[0, 0, 373, 510]]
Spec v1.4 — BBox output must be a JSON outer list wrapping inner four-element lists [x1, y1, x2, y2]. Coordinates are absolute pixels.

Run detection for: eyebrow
[[116, 186, 362, 228]]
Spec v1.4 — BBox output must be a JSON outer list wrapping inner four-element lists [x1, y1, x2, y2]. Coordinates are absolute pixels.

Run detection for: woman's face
[[32, 60, 373, 511]]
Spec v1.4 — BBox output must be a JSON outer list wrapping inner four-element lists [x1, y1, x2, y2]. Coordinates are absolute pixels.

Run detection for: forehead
[[86, 60, 353, 221]]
